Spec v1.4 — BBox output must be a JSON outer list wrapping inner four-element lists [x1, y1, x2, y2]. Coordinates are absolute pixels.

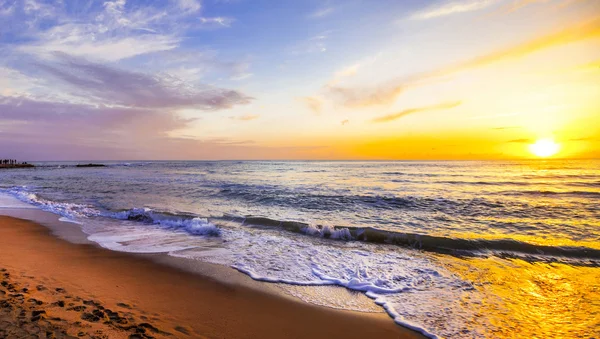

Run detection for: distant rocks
[[0, 164, 34, 169], [76, 164, 106, 168]]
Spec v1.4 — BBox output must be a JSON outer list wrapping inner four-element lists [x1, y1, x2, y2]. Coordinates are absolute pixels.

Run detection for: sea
[[0, 160, 598, 338]]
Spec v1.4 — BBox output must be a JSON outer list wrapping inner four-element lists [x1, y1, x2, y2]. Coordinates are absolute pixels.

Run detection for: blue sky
[[1, 0, 599, 160]]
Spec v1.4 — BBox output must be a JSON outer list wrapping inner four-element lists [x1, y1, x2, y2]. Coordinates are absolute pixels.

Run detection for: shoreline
[[0, 216, 424, 338]]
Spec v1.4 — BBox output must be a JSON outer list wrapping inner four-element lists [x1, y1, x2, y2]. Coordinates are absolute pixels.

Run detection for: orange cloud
[[300, 96, 323, 114], [230, 114, 260, 121], [327, 84, 404, 107], [372, 101, 462, 123], [329, 16, 600, 107], [442, 16, 600, 73]]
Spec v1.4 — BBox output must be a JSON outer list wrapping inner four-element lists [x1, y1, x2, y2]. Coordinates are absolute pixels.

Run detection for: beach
[[0, 216, 422, 339], [1, 160, 598, 338]]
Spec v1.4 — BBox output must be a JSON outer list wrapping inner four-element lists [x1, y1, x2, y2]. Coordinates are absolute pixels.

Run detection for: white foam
[[7, 188, 100, 220], [59, 217, 83, 225], [0, 188, 487, 338], [87, 224, 202, 254], [6, 188, 222, 238], [301, 224, 354, 240], [106, 208, 221, 236], [0, 192, 39, 209], [171, 227, 486, 338]]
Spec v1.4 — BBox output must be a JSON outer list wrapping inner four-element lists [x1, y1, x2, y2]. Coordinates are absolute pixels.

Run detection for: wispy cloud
[[35, 54, 252, 110], [507, 138, 533, 143], [0, 97, 193, 138], [176, 0, 202, 13], [230, 114, 260, 121], [20, 30, 180, 62], [372, 101, 462, 123], [230, 72, 254, 81], [410, 0, 500, 20], [0, 0, 15, 16], [328, 16, 600, 107], [328, 84, 404, 107], [300, 96, 323, 114], [200, 16, 235, 27], [288, 33, 330, 54], [568, 137, 596, 142], [8, 0, 233, 62], [309, 7, 334, 18], [333, 64, 361, 80]]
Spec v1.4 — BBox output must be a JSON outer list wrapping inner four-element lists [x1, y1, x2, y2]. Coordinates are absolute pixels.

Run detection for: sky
[[0, 0, 599, 161]]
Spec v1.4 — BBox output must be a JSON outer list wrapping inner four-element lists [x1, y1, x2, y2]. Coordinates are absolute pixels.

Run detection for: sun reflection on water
[[440, 256, 600, 338]]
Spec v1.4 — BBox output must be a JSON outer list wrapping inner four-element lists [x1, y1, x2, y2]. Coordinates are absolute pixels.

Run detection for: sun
[[529, 138, 560, 157]]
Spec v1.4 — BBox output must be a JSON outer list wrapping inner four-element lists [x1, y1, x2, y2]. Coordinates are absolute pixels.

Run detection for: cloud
[[410, 0, 500, 20], [372, 101, 462, 123], [0, 97, 193, 138], [325, 53, 382, 88], [200, 16, 235, 27], [300, 96, 323, 114], [0, 97, 279, 160], [8, 0, 233, 62], [442, 16, 600, 71], [334, 64, 361, 79], [507, 138, 533, 143], [0, 98, 322, 160], [288, 33, 329, 54], [0, 0, 15, 16], [568, 137, 596, 142], [230, 73, 254, 81], [35, 54, 252, 110], [328, 84, 404, 107], [149, 50, 253, 82], [20, 30, 181, 62], [230, 114, 260, 121], [176, 0, 202, 13], [328, 16, 600, 107], [309, 7, 334, 18]]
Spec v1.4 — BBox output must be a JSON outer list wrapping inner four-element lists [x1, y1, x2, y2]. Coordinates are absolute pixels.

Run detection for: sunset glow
[[0, 1, 598, 160], [1, 2, 599, 338]]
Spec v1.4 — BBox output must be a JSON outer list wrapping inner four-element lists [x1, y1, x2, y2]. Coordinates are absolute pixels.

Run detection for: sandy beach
[[0, 216, 423, 339]]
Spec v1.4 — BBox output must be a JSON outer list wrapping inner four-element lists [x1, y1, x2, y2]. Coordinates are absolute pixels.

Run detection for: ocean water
[[0, 160, 598, 338]]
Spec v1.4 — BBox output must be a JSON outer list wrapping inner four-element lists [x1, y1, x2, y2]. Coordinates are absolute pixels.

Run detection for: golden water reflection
[[439, 256, 600, 338]]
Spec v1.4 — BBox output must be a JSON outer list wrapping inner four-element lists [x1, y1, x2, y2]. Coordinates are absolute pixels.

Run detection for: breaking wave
[[5, 187, 599, 265], [5, 188, 220, 237]]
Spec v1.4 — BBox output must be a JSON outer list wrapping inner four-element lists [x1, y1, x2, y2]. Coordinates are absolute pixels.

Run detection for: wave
[[5, 188, 220, 237], [5, 187, 598, 264], [107, 208, 220, 236], [232, 216, 600, 263], [8, 188, 102, 219], [501, 190, 600, 198]]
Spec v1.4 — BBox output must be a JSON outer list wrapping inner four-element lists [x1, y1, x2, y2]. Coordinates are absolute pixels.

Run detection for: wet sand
[[0, 216, 424, 339]]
